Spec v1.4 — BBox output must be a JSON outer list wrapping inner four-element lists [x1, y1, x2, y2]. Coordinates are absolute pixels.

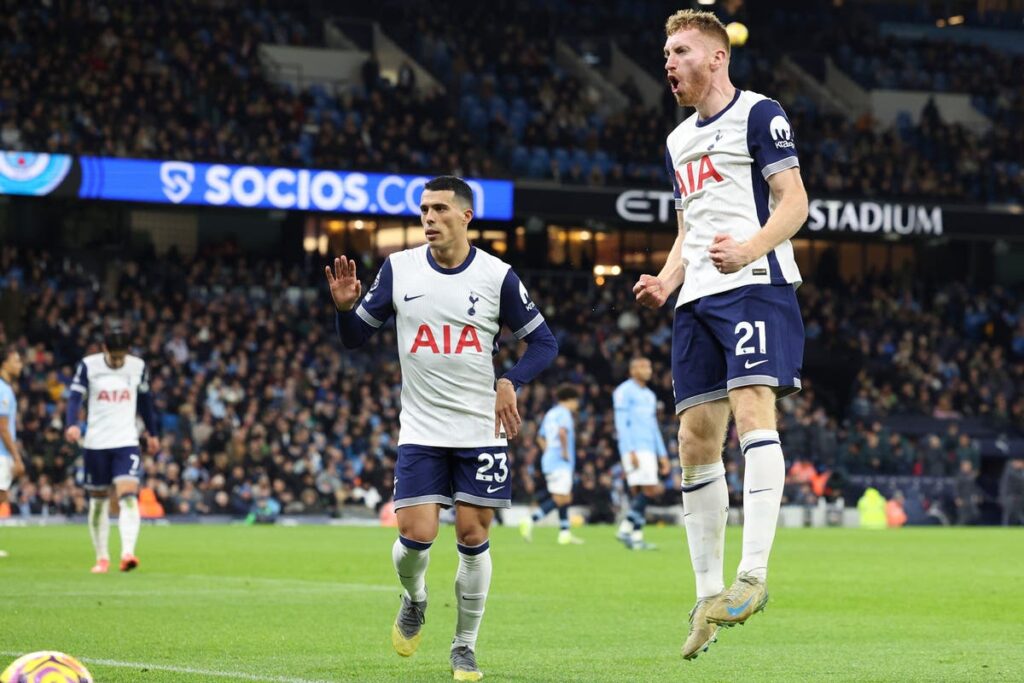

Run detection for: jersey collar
[[427, 245, 477, 275], [696, 88, 742, 128]]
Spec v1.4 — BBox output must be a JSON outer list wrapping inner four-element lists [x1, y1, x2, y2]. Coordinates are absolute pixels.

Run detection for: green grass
[[2, 524, 1022, 682]]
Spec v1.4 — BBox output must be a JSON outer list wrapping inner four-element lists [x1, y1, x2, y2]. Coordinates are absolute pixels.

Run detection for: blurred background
[[1, 0, 1023, 530]]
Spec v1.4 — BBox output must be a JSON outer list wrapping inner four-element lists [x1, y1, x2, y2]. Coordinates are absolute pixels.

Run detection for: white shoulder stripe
[[762, 156, 799, 180], [512, 314, 544, 340]]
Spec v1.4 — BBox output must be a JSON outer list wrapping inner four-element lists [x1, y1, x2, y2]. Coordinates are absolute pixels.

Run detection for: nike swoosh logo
[[744, 359, 769, 369], [727, 596, 754, 617], [748, 488, 773, 494], [486, 485, 504, 493], [404, 294, 425, 301]]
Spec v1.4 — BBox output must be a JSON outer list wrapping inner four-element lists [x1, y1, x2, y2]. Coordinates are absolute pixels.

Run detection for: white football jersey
[[666, 89, 802, 306], [355, 245, 544, 448], [70, 353, 150, 449]]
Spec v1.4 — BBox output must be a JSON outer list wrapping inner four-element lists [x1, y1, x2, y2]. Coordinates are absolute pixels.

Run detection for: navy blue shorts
[[83, 446, 142, 490], [672, 284, 803, 414], [394, 445, 512, 510]]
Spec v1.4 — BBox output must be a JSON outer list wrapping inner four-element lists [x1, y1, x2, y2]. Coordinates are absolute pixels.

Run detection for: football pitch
[[2, 524, 1022, 682]]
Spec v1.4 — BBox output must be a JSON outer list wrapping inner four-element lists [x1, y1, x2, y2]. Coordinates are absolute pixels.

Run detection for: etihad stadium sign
[[515, 184, 1020, 239], [601, 189, 947, 238], [807, 199, 942, 236]]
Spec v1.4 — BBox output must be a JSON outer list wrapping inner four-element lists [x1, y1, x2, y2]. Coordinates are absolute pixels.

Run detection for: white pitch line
[[0, 652, 333, 683], [5, 571, 396, 594], [136, 573, 396, 592]]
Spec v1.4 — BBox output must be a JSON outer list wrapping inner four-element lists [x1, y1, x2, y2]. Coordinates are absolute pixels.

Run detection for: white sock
[[682, 461, 728, 599], [88, 497, 110, 561], [738, 430, 786, 581], [453, 541, 492, 651], [118, 495, 141, 557], [618, 518, 633, 535], [392, 536, 431, 603]]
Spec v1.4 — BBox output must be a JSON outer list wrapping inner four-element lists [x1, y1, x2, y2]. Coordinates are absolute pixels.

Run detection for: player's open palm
[[633, 274, 668, 309], [325, 256, 362, 312]]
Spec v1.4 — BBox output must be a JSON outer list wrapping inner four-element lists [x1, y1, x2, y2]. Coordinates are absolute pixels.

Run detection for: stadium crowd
[[1, 0, 1021, 202], [2, 245, 1022, 524]]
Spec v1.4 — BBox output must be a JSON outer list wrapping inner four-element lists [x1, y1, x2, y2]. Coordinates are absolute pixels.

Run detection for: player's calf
[[391, 534, 432, 657], [117, 491, 142, 570]]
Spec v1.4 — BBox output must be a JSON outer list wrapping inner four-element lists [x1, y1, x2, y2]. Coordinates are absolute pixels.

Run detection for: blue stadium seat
[[467, 106, 489, 135], [308, 84, 327, 101], [510, 146, 530, 175], [528, 147, 551, 177], [502, 74, 521, 95], [508, 111, 528, 137], [527, 156, 549, 178], [895, 111, 914, 137], [487, 96, 508, 120], [460, 93, 480, 119]]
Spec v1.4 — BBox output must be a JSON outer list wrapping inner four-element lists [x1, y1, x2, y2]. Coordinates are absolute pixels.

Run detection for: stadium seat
[[487, 96, 508, 120], [510, 146, 530, 175], [508, 110, 528, 137]]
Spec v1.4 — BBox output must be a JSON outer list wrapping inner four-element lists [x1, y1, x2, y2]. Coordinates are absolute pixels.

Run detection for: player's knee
[[398, 521, 437, 544], [677, 425, 718, 462], [115, 480, 139, 495], [730, 386, 777, 434], [456, 525, 489, 547]]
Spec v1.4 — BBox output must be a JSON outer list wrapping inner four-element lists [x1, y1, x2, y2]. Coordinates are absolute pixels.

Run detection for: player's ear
[[708, 37, 728, 70], [462, 206, 474, 224]]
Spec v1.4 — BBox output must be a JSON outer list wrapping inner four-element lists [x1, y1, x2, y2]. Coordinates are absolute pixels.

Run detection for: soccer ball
[[725, 21, 749, 47], [0, 652, 93, 683]]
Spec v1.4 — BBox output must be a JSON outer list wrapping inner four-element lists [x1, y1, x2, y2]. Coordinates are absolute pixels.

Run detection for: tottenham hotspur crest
[[468, 291, 480, 316], [365, 270, 381, 302]]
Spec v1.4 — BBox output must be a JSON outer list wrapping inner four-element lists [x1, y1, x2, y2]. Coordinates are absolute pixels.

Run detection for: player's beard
[[673, 63, 712, 108]]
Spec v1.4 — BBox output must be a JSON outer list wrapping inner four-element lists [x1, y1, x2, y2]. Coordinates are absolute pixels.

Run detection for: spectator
[[999, 458, 1024, 526], [954, 460, 982, 525]]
